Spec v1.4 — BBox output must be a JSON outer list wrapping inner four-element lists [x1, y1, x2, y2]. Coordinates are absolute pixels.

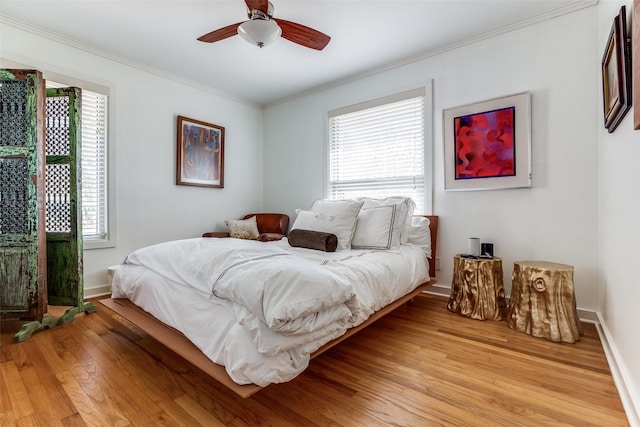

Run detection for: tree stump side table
[[507, 261, 583, 343], [447, 255, 507, 321]]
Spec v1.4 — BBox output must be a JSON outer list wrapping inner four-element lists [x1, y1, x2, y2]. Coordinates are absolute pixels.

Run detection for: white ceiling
[[0, 0, 594, 106]]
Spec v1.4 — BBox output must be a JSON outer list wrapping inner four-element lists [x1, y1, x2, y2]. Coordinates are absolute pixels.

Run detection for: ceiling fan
[[197, 0, 330, 50]]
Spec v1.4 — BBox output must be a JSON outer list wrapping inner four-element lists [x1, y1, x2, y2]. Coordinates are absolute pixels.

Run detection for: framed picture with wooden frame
[[601, 6, 631, 133], [443, 92, 532, 191], [176, 115, 225, 188], [634, 0, 640, 130]]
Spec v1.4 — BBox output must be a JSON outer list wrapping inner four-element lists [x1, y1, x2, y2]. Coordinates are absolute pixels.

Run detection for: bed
[[100, 197, 438, 398]]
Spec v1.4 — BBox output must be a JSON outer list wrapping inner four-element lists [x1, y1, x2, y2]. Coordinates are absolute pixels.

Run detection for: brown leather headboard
[[425, 215, 438, 278], [243, 213, 290, 235]]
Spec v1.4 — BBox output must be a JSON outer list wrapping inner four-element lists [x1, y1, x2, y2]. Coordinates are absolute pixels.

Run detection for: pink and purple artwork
[[454, 107, 515, 180]]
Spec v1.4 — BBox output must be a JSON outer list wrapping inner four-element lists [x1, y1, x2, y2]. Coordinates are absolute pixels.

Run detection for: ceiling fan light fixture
[[237, 19, 281, 48]]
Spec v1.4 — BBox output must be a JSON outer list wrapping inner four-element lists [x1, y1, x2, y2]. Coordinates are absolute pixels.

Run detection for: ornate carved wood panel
[[0, 69, 47, 321], [45, 87, 84, 307]]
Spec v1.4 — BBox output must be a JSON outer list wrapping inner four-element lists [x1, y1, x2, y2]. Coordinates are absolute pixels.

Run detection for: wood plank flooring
[[0, 294, 629, 426]]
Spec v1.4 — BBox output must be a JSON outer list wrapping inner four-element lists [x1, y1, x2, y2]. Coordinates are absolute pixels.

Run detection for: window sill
[[83, 238, 115, 250]]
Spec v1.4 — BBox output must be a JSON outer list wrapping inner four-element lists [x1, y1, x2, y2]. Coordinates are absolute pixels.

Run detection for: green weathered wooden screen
[[0, 69, 47, 321], [45, 87, 84, 307]]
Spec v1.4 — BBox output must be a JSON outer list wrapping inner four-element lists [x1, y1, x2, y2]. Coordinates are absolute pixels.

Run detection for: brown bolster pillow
[[288, 229, 338, 252]]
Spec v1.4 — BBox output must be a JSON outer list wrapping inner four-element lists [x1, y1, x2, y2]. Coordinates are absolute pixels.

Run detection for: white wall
[[598, 1, 640, 424], [3, 4, 638, 423], [1, 22, 265, 293], [265, 6, 640, 420], [264, 8, 601, 311]]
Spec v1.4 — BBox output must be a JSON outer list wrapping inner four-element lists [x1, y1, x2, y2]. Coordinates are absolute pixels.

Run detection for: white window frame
[[326, 84, 433, 214], [45, 72, 116, 249]]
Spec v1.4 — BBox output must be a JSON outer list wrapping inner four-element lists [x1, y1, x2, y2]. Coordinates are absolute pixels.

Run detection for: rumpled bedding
[[112, 237, 429, 386]]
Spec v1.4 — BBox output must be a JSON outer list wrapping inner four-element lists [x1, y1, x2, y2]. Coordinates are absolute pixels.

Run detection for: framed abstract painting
[[443, 92, 532, 191], [176, 115, 225, 188]]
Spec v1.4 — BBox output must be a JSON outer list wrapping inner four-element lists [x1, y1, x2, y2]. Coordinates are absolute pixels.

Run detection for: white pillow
[[351, 206, 396, 250], [406, 216, 432, 258], [292, 199, 363, 250], [225, 216, 260, 240], [290, 210, 322, 231], [357, 197, 415, 246]]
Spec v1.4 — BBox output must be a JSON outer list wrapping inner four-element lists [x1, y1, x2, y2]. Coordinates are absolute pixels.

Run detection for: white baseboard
[[596, 313, 640, 427], [425, 283, 451, 298], [426, 284, 599, 323], [84, 284, 112, 299]]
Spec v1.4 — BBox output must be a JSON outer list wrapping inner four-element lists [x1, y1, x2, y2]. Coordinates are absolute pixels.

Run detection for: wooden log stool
[[507, 261, 583, 343], [448, 255, 507, 321]]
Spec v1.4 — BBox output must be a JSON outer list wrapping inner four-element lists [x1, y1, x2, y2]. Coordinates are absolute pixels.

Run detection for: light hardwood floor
[[0, 294, 629, 426]]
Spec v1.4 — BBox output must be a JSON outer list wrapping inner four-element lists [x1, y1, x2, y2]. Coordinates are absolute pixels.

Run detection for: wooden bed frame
[[100, 215, 438, 398]]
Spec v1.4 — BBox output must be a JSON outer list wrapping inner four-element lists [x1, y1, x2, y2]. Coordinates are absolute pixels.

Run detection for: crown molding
[[265, 0, 599, 108], [1, 0, 598, 109], [0, 14, 261, 109]]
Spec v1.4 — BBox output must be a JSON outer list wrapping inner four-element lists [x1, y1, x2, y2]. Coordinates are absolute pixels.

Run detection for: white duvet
[[112, 237, 430, 386]]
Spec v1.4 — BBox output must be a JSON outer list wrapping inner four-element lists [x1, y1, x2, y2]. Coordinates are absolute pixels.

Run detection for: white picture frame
[[443, 92, 532, 191]]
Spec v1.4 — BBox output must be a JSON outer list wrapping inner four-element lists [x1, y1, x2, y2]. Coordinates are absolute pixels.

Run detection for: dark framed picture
[[176, 115, 224, 188], [443, 92, 531, 191], [601, 6, 631, 133], [634, 0, 639, 130]]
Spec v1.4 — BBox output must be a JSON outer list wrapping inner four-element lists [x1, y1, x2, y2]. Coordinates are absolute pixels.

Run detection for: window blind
[[80, 90, 108, 240], [328, 89, 426, 212]]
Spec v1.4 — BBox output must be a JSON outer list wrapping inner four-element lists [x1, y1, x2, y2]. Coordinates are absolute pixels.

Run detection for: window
[[80, 90, 108, 241], [47, 81, 109, 245], [328, 88, 429, 213]]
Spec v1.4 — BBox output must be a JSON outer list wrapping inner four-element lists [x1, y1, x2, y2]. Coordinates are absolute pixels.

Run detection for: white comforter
[[112, 237, 429, 386]]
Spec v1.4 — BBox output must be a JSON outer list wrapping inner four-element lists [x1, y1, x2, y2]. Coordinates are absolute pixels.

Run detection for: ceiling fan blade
[[275, 19, 331, 51], [245, 0, 269, 14], [197, 22, 242, 43]]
